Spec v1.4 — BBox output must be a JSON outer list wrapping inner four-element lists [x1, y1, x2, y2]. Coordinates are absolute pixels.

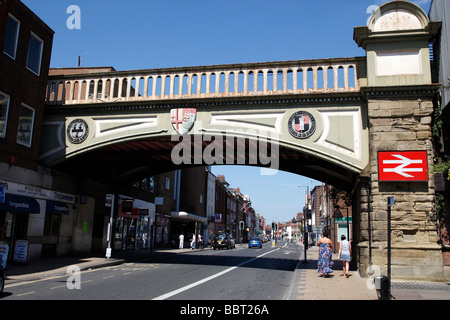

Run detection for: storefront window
[[0, 211, 28, 259], [113, 217, 137, 250], [136, 216, 150, 249]]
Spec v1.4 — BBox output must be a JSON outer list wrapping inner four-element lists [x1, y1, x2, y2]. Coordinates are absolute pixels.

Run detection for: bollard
[[374, 276, 390, 300]]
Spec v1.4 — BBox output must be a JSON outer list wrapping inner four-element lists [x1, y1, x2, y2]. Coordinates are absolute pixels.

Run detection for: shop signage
[[0, 180, 76, 204], [335, 217, 352, 223], [138, 208, 149, 217], [0, 194, 40, 213], [312, 226, 323, 234], [105, 194, 114, 207], [378, 151, 428, 182], [13, 240, 29, 263], [122, 200, 133, 213]]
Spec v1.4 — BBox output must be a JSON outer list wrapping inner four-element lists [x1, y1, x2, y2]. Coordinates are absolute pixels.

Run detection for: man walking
[[179, 233, 184, 249]]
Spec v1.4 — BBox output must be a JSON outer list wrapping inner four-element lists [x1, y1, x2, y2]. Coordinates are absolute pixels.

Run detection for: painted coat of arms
[[170, 108, 196, 135]]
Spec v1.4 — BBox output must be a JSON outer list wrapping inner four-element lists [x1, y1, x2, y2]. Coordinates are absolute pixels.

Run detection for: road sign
[[378, 151, 428, 182], [312, 227, 323, 234]]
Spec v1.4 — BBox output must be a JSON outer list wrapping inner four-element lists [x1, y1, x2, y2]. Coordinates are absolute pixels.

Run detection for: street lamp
[[298, 185, 309, 263]]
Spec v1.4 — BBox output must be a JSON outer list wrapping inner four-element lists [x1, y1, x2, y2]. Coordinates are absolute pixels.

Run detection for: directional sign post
[[378, 151, 428, 182]]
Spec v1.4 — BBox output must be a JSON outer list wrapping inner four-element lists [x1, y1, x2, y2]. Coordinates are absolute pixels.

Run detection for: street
[[1, 241, 301, 300]]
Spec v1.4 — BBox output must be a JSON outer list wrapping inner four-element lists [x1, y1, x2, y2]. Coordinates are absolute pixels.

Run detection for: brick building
[[0, 0, 53, 169]]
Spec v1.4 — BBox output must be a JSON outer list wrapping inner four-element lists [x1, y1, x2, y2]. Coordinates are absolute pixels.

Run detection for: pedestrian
[[190, 233, 196, 249], [197, 231, 204, 249], [317, 231, 333, 277], [338, 235, 352, 278], [179, 233, 184, 249]]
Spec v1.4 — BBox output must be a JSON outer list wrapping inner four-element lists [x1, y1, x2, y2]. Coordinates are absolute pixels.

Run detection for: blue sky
[[22, 0, 432, 223]]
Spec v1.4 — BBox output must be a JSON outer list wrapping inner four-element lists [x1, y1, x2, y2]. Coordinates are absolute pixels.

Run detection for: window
[[26, 32, 43, 75], [0, 92, 10, 138], [3, 14, 20, 59], [16, 104, 35, 147]]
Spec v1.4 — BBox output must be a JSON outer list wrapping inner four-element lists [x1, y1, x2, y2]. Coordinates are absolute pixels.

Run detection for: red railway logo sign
[[378, 151, 428, 182]]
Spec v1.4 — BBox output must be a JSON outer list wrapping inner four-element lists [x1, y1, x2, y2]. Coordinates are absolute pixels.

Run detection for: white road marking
[[152, 248, 281, 300]]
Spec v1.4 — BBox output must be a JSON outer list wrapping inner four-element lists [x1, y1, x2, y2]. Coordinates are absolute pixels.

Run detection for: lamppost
[[298, 185, 309, 263]]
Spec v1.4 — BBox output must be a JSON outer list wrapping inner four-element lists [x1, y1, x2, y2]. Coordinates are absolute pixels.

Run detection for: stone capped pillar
[[354, 1, 445, 280]]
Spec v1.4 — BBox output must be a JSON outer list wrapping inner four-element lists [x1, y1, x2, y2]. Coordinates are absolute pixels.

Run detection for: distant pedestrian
[[317, 232, 333, 277], [338, 235, 352, 278], [190, 234, 196, 249], [179, 233, 184, 249], [198, 231, 204, 249]]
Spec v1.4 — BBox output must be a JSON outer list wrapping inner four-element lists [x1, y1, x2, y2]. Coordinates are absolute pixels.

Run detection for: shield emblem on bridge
[[170, 108, 196, 135], [288, 111, 316, 139]]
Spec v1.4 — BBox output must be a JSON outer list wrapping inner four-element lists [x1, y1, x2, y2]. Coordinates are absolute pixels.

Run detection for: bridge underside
[[53, 136, 357, 190]]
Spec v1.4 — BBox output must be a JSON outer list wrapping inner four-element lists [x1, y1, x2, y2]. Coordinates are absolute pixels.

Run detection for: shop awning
[[171, 211, 207, 223], [46, 200, 70, 215], [0, 194, 40, 213]]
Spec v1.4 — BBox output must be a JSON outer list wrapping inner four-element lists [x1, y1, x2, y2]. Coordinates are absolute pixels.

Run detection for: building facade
[[0, 0, 61, 261], [430, 0, 450, 276]]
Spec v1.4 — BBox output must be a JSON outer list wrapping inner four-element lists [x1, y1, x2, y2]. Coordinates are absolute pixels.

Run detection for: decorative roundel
[[287, 111, 316, 139], [67, 119, 89, 144]]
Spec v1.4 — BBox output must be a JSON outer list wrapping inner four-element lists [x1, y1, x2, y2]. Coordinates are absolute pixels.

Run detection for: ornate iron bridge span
[[41, 57, 366, 189]]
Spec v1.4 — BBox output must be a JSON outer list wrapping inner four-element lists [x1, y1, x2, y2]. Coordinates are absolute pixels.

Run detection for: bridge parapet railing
[[46, 57, 363, 105]]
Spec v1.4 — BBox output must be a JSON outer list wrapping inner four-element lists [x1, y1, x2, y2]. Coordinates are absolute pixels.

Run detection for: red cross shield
[[170, 108, 196, 135]]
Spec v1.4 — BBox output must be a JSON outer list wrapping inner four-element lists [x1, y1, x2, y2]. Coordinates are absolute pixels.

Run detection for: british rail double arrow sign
[[378, 151, 428, 182]]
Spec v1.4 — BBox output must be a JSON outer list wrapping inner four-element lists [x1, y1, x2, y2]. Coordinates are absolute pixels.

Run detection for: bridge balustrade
[[46, 58, 362, 105]]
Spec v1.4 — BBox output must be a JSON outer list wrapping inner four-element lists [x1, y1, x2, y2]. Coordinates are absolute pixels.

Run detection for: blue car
[[248, 237, 262, 249]]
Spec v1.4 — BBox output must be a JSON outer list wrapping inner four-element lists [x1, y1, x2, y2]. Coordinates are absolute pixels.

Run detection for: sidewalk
[[289, 245, 450, 300], [288, 246, 378, 300], [4, 245, 213, 284]]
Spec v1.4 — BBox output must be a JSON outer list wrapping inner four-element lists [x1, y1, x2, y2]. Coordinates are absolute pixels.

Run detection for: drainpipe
[[367, 177, 372, 267], [175, 169, 181, 212]]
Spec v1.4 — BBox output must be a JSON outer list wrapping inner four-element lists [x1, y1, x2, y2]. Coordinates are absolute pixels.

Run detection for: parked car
[[248, 237, 262, 249], [0, 265, 5, 293], [212, 233, 235, 250]]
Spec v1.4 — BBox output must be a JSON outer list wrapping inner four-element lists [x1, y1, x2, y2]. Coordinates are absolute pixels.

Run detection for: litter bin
[[374, 276, 390, 300]]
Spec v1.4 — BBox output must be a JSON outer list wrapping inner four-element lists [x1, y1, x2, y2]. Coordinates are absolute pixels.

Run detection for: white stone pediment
[[368, 1, 429, 32]]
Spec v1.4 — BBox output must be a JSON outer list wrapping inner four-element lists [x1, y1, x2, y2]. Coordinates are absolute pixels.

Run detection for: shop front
[[171, 211, 207, 248], [0, 180, 76, 262], [0, 194, 40, 262], [113, 197, 155, 250]]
